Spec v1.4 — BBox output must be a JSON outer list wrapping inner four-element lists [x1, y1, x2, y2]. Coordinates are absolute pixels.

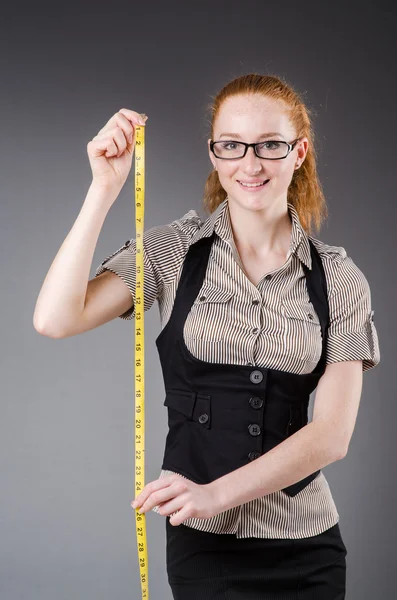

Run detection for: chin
[[229, 194, 270, 208]]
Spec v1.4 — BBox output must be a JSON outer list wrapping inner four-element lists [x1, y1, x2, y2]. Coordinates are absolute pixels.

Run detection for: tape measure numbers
[[134, 124, 149, 599]]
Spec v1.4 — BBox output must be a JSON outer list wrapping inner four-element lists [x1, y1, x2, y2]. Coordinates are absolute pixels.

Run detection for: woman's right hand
[[87, 108, 148, 191]]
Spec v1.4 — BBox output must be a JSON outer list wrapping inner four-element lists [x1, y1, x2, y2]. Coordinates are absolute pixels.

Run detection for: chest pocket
[[281, 301, 321, 325], [281, 300, 323, 367], [184, 284, 234, 342]]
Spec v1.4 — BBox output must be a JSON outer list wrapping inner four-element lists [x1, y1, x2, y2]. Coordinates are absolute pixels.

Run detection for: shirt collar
[[188, 197, 312, 270]]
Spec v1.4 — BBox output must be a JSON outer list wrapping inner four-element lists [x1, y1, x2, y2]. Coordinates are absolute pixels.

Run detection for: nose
[[241, 146, 263, 173]]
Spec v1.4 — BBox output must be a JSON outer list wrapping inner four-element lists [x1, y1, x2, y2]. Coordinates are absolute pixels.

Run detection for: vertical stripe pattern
[[95, 198, 380, 538]]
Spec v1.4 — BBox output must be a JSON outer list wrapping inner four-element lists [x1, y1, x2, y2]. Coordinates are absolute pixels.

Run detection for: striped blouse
[[95, 198, 380, 539]]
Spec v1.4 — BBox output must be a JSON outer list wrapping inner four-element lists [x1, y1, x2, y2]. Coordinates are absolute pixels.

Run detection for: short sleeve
[[94, 209, 202, 320], [325, 251, 380, 372]]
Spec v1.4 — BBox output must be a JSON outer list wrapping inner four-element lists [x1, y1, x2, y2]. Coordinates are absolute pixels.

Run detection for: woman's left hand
[[130, 474, 224, 526]]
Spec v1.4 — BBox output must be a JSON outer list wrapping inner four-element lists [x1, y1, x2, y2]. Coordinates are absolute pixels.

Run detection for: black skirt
[[165, 517, 347, 599]]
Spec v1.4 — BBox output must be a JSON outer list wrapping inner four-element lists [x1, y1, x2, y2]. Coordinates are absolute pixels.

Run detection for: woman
[[34, 74, 380, 599]]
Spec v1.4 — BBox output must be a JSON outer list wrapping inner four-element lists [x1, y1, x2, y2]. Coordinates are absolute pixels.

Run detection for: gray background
[[1, 0, 395, 598]]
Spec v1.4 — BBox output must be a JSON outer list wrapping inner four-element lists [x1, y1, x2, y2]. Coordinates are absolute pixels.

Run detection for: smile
[[237, 179, 270, 191]]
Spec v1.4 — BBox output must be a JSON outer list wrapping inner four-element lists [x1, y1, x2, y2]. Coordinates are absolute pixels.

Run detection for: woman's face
[[207, 94, 308, 210]]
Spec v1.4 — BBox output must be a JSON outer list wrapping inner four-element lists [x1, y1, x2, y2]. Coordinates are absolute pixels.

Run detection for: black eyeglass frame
[[210, 138, 301, 160]]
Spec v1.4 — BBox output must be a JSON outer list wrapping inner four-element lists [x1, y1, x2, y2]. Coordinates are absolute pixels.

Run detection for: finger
[[94, 125, 127, 142], [89, 135, 120, 159], [95, 125, 131, 157], [115, 111, 141, 140], [169, 509, 187, 527], [111, 126, 129, 157], [132, 476, 176, 508], [148, 479, 189, 513], [138, 485, 179, 513], [119, 108, 148, 126], [113, 112, 142, 146], [157, 496, 184, 516], [96, 110, 144, 143], [95, 127, 123, 157], [87, 137, 118, 158]]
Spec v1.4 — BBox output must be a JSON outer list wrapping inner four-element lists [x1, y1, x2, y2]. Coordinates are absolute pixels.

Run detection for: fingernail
[[131, 501, 137, 508]]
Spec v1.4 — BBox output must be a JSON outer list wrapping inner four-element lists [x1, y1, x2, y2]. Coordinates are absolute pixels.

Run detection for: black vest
[[156, 231, 329, 497]]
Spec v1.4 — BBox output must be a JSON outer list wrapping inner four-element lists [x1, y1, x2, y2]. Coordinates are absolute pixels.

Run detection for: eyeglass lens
[[213, 141, 289, 159]]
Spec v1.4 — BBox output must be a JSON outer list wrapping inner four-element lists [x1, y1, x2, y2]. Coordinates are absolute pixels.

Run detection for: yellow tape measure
[[134, 124, 149, 599]]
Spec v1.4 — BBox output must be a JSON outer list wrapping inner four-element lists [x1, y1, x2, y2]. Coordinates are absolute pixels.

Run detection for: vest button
[[249, 396, 264, 409], [248, 423, 261, 436], [308, 313, 313, 320], [198, 413, 209, 424], [250, 370, 263, 384], [248, 451, 261, 461], [199, 295, 206, 301], [252, 327, 259, 334], [252, 299, 260, 306], [124, 240, 131, 247], [265, 274, 272, 280]]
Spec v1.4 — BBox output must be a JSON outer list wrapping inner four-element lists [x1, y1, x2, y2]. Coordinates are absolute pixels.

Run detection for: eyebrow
[[218, 132, 284, 139]]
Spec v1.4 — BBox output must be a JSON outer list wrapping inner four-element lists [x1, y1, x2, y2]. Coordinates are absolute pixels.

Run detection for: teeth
[[239, 181, 266, 187]]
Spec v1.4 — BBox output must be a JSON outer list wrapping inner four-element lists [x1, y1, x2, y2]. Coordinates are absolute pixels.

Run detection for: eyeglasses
[[210, 138, 301, 160]]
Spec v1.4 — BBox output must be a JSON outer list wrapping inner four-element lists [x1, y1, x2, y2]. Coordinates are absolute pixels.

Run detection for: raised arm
[[33, 108, 148, 337], [33, 183, 132, 338]]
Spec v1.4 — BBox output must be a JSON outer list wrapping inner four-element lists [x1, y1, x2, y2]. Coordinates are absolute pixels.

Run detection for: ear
[[297, 137, 309, 164], [208, 138, 216, 169]]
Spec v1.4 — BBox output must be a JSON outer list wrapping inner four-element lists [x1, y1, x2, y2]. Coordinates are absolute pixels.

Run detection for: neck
[[226, 197, 293, 258]]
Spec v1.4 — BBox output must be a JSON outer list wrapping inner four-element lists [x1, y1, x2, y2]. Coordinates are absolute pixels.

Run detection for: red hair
[[202, 73, 328, 236]]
